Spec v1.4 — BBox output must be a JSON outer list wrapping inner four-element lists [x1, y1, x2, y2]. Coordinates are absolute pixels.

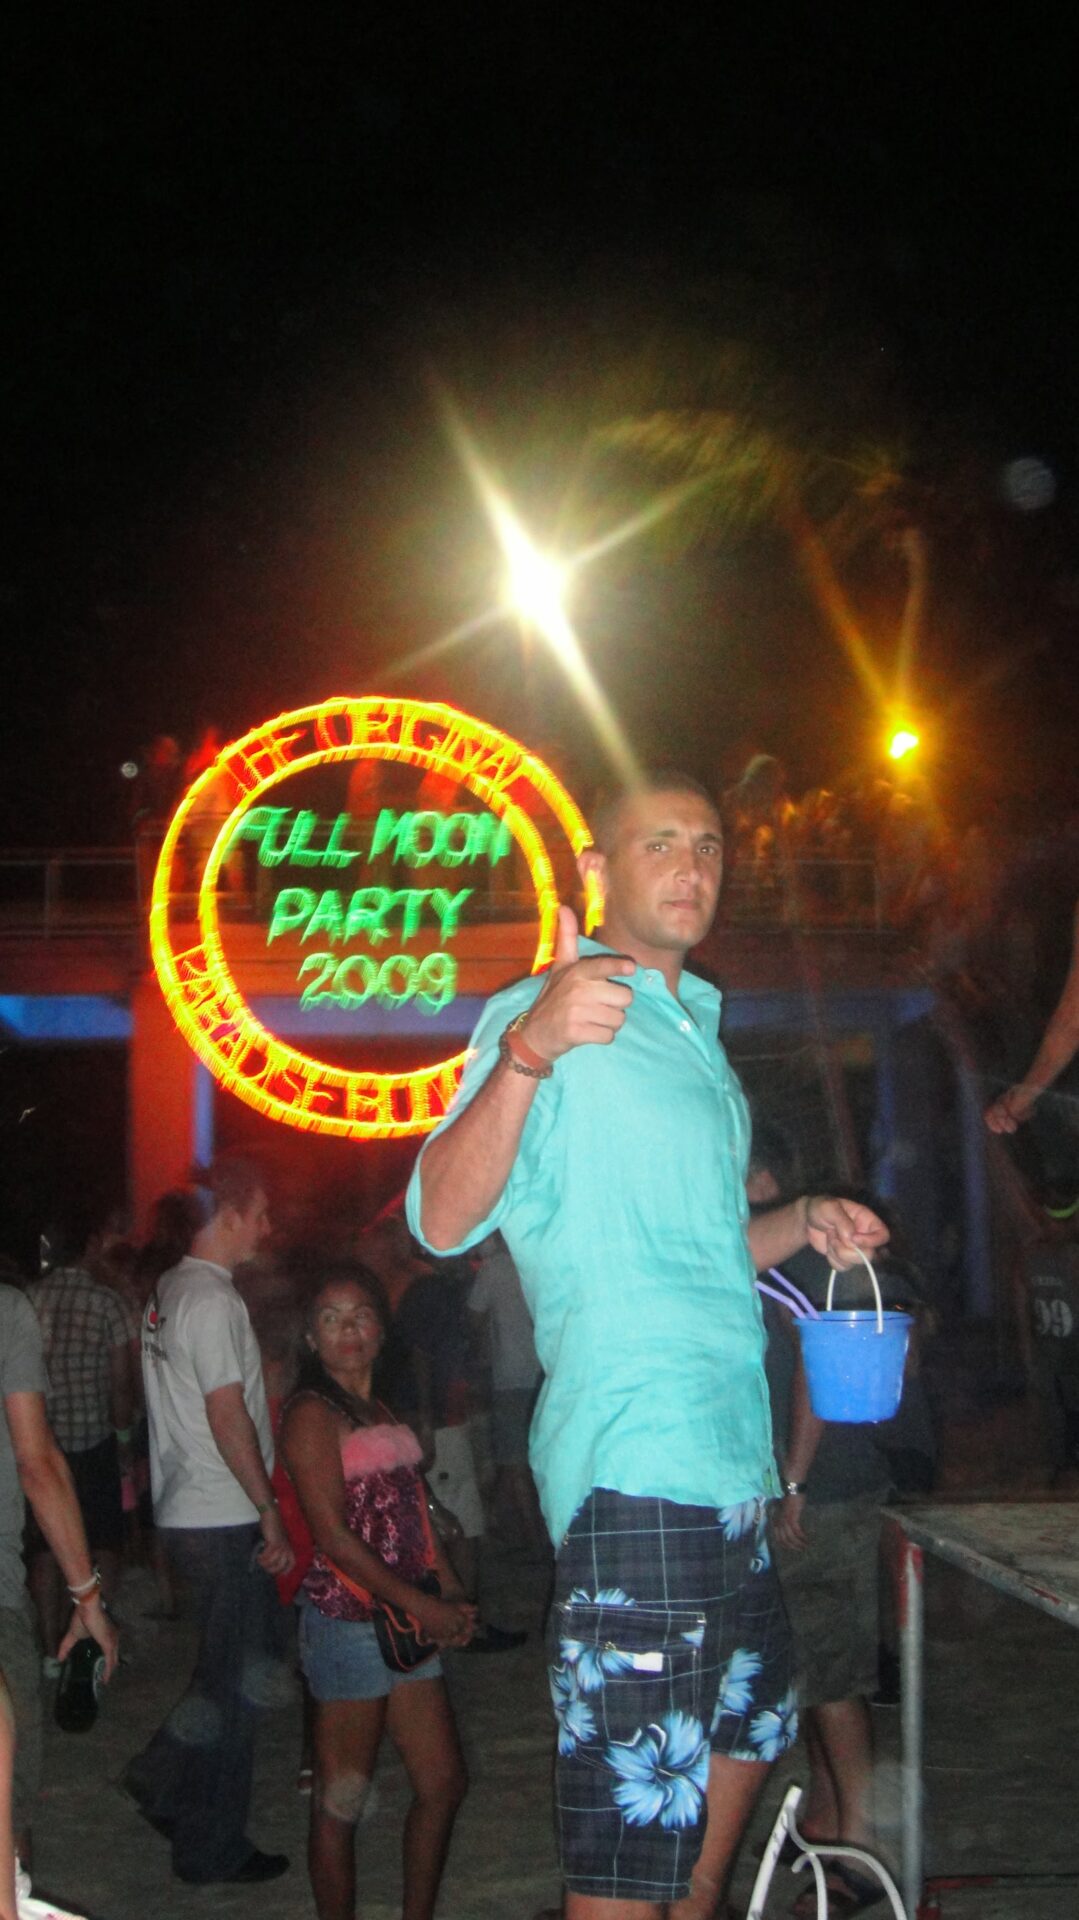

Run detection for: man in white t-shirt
[[123, 1160, 294, 1887]]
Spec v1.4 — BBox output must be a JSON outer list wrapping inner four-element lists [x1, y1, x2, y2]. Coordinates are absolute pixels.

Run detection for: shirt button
[[680, 1019, 691, 1033]]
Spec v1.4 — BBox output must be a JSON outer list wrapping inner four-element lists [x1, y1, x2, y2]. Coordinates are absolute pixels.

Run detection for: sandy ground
[[27, 1521, 1079, 1920]]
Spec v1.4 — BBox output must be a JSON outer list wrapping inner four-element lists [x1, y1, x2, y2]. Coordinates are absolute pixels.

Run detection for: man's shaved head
[[589, 768, 718, 855]]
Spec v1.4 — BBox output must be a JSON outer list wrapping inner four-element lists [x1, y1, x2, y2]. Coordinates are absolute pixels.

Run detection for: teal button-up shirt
[[405, 939, 778, 1543]]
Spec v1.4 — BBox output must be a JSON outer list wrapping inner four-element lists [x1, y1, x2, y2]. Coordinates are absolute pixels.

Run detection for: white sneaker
[[14, 1858, 88, 1920]]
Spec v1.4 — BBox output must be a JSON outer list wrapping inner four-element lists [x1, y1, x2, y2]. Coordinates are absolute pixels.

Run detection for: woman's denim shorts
[[298, 1600, 444, 1702]]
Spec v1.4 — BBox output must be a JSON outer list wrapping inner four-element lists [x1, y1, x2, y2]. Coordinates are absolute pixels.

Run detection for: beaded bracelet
[[67, 1567, 101, 1601]]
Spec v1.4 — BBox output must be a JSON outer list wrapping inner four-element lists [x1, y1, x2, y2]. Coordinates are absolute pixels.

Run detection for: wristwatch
[[781, 1480, 808, 1497]]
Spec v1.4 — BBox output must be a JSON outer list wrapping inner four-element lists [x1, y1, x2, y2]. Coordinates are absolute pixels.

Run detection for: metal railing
[[0, 849, 140, 937], [719, 856, 884, 932], [0, 844, 886, 938]]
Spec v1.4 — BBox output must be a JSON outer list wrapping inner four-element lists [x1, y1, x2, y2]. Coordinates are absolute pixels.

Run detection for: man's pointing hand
[[519, 906, 635, 1064]]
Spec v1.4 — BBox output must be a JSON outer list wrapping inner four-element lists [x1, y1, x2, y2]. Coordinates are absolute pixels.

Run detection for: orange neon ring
[[150, 697, 592, 1139]]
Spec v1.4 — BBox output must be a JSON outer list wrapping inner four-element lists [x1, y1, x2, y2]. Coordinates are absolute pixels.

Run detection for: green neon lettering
[[268, 887, 317, 943], [464, 812, 512, 864], [344, 887, 394, 944], [332, 953, 377, 1008], [429, 887, 472, 939], [282, 811, 323, 866], [439, 813, 473, 865], [376, 953, 417, 1005], [321, 813, 362, 867], [304, 890, 345, 944], [391, 888, 431, 940], [298, 951, 336, 1006], [369, 808, 403, 860], [404, 811, 441, 866], [416, 951, 457, 1013], [227, 806, 292, 864]]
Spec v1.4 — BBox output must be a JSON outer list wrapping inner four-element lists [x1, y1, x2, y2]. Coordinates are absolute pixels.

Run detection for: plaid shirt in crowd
[[26, 1267, 134, 1453]]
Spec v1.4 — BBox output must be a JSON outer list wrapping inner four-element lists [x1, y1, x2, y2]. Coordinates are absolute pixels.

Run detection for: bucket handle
[[825, 1247, 883, 1333]]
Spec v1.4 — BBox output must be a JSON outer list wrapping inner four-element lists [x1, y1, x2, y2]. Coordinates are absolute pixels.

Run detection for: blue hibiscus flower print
[[709, 1647, 762, 1733], [717, 1501, 758, 1540], [747, 1687, 799, 1761], [549, 1663, 598, 1755], [606, 1712, 709, 1829], [561, 1588, 637, 1691]]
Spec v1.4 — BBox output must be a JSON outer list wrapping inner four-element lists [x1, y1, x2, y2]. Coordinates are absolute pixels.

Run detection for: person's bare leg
[[564, 1896, 662, 1920], [308, 1696, 386, 1920], [669, 1754, 772, 1920], [798, 1710, 840, 1840], [809, 1697, 875, 1847], [387, 1676, 468, 1920]]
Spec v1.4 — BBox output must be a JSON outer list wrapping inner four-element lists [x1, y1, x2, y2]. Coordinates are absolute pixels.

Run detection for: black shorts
[[547, 1488, 796, 1904], [26, 1433, 124, 1557]]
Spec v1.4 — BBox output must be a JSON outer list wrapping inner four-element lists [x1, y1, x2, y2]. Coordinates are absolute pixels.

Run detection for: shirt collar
[[578, 935, 722, 1030]]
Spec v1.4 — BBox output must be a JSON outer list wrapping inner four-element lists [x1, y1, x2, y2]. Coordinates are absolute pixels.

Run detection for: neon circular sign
[[150, 697, 592, 1138]]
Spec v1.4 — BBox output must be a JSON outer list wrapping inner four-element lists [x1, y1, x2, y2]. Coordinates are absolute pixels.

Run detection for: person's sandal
[[791, 1860, 887, 1916]]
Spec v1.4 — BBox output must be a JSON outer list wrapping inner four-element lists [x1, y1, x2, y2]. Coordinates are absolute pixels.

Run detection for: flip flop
[[791, 1859, 887, 1917]]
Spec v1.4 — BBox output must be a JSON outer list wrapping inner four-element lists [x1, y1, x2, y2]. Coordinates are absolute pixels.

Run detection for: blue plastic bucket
[[796, 1253, 912, 1423]]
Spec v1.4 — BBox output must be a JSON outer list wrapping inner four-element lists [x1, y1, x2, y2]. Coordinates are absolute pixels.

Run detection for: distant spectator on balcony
[[131, 734, 183, 908]]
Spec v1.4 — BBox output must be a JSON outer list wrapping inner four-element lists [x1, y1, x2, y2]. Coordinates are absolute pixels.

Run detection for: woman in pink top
[[280, 1263, 476, 1920]]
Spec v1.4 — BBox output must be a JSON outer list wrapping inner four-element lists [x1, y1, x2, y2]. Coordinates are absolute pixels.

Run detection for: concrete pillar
[[128, 972, 205, 1235]]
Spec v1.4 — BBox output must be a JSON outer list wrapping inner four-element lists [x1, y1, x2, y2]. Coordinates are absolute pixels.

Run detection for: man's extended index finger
[[574, 953, 636, 977]]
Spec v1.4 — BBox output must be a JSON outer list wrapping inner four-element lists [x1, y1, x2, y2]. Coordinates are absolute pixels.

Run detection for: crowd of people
[[2, 758, 1076, 1920], [0, 1162, 543, 1919]]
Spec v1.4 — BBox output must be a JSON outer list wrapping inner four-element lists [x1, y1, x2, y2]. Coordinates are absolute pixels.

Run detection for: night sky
[[7, 11, 1079, 845]]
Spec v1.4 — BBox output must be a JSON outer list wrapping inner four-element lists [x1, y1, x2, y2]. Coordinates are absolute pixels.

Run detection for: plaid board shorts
[[547, 1488, 796, 1904]]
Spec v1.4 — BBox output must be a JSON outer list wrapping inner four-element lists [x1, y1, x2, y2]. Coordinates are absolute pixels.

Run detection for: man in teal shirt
[[406, 771, 887, 1920]]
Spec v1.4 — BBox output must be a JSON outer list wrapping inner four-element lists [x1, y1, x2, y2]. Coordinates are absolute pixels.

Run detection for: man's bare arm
[[204, 1381, 294, 1575], [417, 906, 635, 1252], [416, 1057, 541, 1252], [6, 1391, 120, 1675], [746, 1195, 889, 1273], [986, 901, 1079, 1132], [770, 1341, 824, 1553], [7, 1392, 96, 1591]]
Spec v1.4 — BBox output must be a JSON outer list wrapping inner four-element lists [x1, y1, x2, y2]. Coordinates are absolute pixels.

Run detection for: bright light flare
[[503, 535, 569, 637], [440, 397, 639, 788], [888, 728, 920, 761]]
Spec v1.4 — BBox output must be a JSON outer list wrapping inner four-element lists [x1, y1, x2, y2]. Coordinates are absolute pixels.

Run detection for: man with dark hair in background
[[407, 769, 888, 1920], [122, 1158, 294, 1886]]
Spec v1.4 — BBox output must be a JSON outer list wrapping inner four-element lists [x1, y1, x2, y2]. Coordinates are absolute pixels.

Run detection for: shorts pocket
[[550, 1599, 705, 1753]]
